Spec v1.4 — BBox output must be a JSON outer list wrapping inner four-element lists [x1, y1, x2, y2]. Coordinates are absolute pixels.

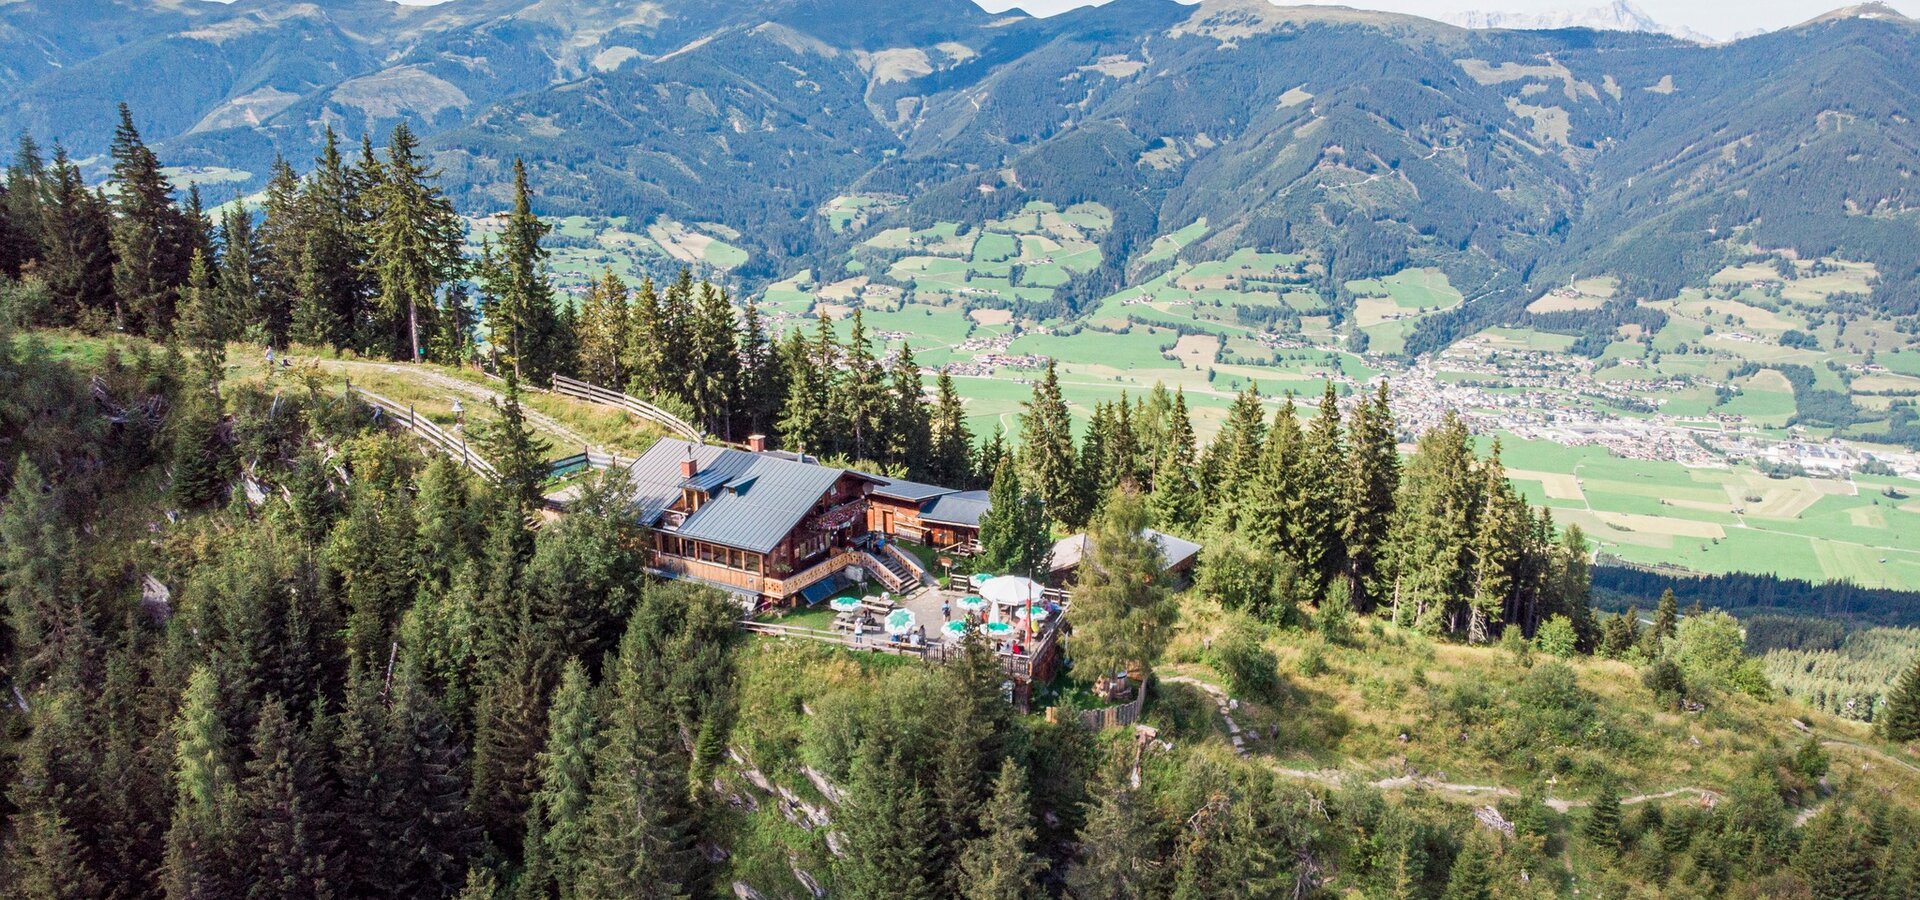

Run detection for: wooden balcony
[[649, 548, 868, 599]]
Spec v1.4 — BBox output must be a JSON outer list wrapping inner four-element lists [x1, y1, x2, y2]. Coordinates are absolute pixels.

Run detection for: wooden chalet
[[608, 438, 987, 605]]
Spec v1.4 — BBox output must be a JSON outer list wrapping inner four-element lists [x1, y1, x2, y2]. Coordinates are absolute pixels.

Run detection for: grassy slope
[[712, 594, 1920, 896]]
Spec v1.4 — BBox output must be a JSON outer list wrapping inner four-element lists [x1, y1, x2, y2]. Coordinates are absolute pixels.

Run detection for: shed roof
[[1049, 528, 1202, 574], [921, 490, 991, 527], [868, 476, 958, 503]]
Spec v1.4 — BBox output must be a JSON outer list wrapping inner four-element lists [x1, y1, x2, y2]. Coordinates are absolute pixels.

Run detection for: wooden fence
[[349, 384, 499, 478], [1054, 683, 1148, 731], [550, 374, 707, 443]]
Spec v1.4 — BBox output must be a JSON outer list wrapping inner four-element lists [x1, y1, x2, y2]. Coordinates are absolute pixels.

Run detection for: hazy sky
[[368, 0, 1915, 41]]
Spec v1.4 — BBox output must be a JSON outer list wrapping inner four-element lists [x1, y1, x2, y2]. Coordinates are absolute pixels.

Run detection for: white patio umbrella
[[829, 595, 862, 613], [981, 576, 1045, 607]]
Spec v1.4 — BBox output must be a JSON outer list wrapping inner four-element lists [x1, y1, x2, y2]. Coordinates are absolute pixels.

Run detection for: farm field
[[1497, 435, 1920, 590], [466, 213, 747, 299]]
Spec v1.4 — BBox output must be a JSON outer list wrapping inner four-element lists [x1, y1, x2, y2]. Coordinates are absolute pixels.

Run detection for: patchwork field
[[466, 214, 747, 299], [1498, 435, 1920, 590]]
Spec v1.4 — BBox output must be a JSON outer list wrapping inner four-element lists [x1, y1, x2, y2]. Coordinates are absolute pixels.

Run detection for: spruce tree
[[1293, 381, 1347, 593], [736, 298, 785, 440], [174, 248, 226, 383], [687, 280, 739, 440], [385, 666, 484, 899], [1019, 360, 1081, 527], [976, 458, 1051, 578], [477, 371, 554, 514], [1467, 445, 1525, 644], [836, 308, 890, 463], [957, 758, 1045, 900], [367, 122, 466, 362], [574, 268, 630, 387], [1078, 400, 1113, 516], [163, 667, 240, 900], [1441, 831, 1496, 900], [468, 612, 556, 859], [1147, 388, 1201, 535], [885, 341, 932, 475], [3, 134, 50, 271], [485, 160, 559, 380], [777, 318, 834, 454], [1070, 489, 1175, 680], [236, 698, 338, 899], [1244, 396, 1300, 548], [529, 659, 599, 900], [975, 426, 1007, 491], [217, 204, 265, 343], [578, 609, 703, 899], [168, 388, 238, 510], [1385, 412, 1479, 633], [108, 103, 191, 335], [928, 368, 975, 487], [2, 460, 96, 692], [39, 149, 117, 327], [1204, 384, 1267, 509], [1584, 778, 1622, 852], [625, 276, 672, 397], [1645, 588, 1680, 655], [1065, 785, 1158, 900], [1883, 656, 1920, 743], [834, 740, 939, 900], [1104, 394, 1142, 493], [292, 129, 363, 349], [257, 156, 306, 345], [1341, 380, 1399, 610], [4, 693, 110, 900]]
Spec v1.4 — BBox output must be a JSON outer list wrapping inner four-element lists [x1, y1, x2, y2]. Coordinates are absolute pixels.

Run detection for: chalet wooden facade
[[601, 438, 988, 604]]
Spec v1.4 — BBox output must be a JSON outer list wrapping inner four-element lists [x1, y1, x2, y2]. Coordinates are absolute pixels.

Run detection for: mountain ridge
[[2, 0, 1917, 348]]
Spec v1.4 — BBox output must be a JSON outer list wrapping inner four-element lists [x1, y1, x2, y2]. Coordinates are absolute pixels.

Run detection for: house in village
[[596, 437, 988, 606]]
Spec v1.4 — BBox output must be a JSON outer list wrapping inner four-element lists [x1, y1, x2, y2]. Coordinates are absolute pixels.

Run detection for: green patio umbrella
[[970, 573, 994, 588], [984, 621, 1014, 638], [885, 608, 917, 636], [956, 594, 989, 613], [1026, 604, 1050, 620], [829, 596, 862, 613], [941, 620, 969, 639]]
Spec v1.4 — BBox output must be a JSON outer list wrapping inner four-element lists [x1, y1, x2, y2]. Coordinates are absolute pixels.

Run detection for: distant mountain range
[[3, 0, 1917, 350], [1444, 1, 1715, 43]]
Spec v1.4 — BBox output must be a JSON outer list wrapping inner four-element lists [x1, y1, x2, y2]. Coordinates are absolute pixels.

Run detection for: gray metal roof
[[623, 439, 732, 525], [921, 490, 991, 527], [1050, 528, 1202, 574], [624, 437, 861, 555], [868, 476, 959, 503], [676, 455, 849, 554]]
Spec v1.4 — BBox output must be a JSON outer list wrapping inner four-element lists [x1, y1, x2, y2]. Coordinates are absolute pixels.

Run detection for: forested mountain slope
[[3, 0, 1918, 341]]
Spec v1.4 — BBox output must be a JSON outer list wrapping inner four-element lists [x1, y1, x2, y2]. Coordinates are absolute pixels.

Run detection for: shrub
[[1297, 643, 1329, 678], [1536, 615, 1579, 659], [1211, 618, 1281, 702], [1317, 580, 1354, 645], [1643, 658, 1687, 704]]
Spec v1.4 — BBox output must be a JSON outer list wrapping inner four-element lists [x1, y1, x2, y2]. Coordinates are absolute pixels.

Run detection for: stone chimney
[[680, 451, 698, 479], [748, 434, 768, 453]]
